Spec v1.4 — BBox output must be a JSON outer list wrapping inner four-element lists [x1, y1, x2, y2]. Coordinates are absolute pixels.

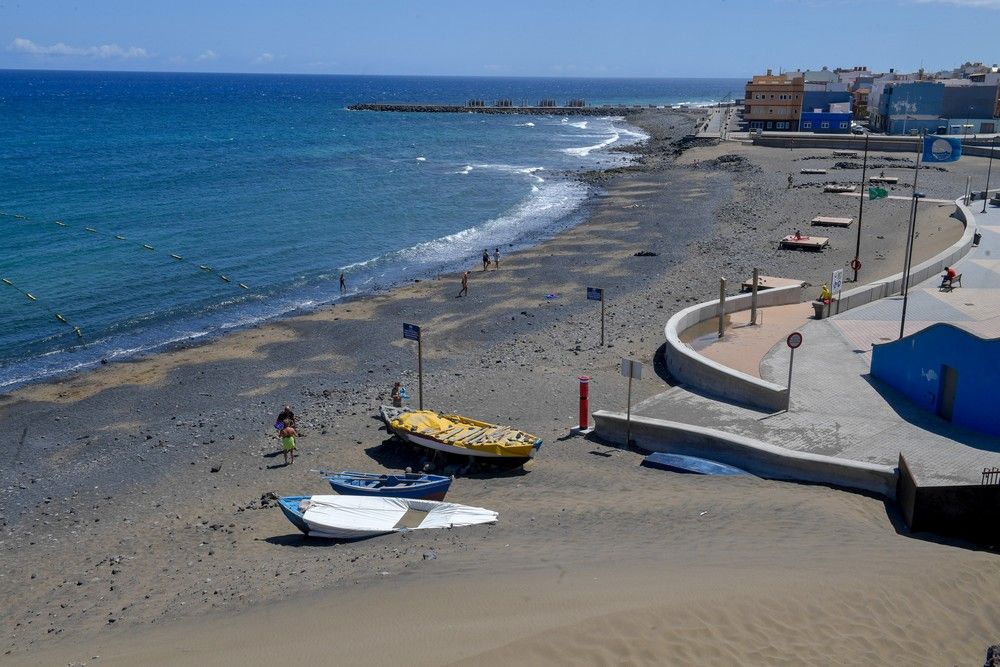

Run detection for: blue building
[[870, 323, 1000, 437], [799, 90, 853, 133]]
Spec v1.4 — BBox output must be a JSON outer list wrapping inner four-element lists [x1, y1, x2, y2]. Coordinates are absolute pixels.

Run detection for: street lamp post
[[899, 133, 925, 340], [984, 136, 997, 214], [852, 130, 870, 282]]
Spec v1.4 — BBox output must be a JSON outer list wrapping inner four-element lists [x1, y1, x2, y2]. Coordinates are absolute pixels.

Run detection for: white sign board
[[620, 358, 643, 380], [831, 269, 844, 294]]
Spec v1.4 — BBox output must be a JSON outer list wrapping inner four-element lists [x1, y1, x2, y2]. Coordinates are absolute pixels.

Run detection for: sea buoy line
[[1, 276, 84, 338], [0, 210, 251, 290]]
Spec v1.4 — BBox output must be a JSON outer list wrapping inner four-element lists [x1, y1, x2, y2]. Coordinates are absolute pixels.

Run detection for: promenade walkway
[[636, 200, 1000, 485]]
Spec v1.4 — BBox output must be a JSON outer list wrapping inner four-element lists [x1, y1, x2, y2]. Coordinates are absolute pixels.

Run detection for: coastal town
[[2, 47, 1000, 667]]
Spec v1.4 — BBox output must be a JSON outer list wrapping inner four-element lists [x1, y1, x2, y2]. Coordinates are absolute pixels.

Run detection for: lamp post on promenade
[[852, 130, 870, 282], [899, 134, 925, 340], [984, 136, 997, 214]]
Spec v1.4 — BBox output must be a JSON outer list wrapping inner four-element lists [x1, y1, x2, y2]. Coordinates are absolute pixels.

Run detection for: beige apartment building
[[744, 70, 805, 131]]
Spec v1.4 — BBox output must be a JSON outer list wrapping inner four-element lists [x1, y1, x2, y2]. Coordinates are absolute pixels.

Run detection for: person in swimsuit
[[279, 421, 297, 465], [458, 271, 469, 297], [482, 249, 490, 271], [493, 247, 500, 270], [276, 405, 295, 430]]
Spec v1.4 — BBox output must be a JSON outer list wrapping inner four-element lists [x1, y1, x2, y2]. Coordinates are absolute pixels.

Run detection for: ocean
[[0, 71, 743, 390]]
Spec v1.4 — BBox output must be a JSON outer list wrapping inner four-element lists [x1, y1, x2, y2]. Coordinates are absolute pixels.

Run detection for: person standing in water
[[339, 272, 346, 292], [493, 247, 500, 270]]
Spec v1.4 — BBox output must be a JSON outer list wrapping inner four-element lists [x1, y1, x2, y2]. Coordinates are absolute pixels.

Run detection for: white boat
[[279, 494, 498, 539]]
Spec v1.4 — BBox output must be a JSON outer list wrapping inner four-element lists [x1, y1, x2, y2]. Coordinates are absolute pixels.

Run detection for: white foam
[[340, 180, 587, 276], [515, 122, 535, 127], [416, 156, 426, 161], [568, 121, 588, 129], [563, 131, 620, 157], [456, 165, 473, 175]]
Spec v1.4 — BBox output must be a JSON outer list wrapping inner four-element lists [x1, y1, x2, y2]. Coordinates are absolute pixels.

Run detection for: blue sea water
[[0, 71, 742, 389]]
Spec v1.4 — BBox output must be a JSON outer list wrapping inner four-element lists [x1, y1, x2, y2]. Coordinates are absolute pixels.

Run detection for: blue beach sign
[[403, 323, 421, 341], [586, 287, 604, 301], [923, 137, 962, 163]]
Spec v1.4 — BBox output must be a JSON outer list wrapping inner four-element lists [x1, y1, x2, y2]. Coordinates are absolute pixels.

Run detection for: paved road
[[637, 199, 1000, 485]]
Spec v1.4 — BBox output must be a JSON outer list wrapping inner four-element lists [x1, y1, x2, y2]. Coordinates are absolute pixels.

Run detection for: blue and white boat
[[323, 470, 452, 501], [277, 495, 498, 539]]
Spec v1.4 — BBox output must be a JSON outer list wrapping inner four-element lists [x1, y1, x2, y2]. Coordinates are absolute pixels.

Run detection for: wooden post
[[749, 268, 759, 325], [718, 277, 727, 338]]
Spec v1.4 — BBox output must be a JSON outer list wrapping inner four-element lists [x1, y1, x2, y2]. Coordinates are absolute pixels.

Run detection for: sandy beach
[[2, 109, 998, 665]]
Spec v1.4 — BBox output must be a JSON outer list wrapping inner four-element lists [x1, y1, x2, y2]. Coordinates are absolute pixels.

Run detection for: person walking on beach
[[279, 421, 297, 465], [458, 271, 469, 297], [787, 173, 793, 189], [493, 247, 500, 270], [339, 272, 346, 292], [482, 249, 490, 271]]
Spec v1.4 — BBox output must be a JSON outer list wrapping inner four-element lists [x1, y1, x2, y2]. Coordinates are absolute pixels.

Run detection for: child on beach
[[391, 382, 403, 408], [279, 421, 297, 465]]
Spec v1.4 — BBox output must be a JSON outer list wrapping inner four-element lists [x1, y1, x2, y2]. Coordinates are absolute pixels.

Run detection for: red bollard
[[578, 376, 590, 430]]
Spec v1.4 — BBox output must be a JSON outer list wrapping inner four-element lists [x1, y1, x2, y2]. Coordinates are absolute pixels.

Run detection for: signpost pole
[[750, 268, 759, 325], [785, 332, 802, 409], [787, 347, 795, 401], [404, 323, 424, 410], [417, 335, 423, 410], [601, 292, 605, 346]]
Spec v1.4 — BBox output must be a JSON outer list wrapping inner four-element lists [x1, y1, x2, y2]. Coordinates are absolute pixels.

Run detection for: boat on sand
[[380, 406, 542, 461], [278, 495, 497, 539], [323, 470, 452, 501]]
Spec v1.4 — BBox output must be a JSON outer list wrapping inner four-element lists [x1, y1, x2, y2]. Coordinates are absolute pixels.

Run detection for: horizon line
[[0, 66, 752, 80]]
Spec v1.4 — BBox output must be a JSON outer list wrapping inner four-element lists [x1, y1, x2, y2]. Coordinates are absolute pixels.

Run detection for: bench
[[940, 273, 963, 291]]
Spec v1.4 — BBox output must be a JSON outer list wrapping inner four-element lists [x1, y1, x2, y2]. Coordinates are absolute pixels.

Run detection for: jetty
[[348, 99, 646, 116]]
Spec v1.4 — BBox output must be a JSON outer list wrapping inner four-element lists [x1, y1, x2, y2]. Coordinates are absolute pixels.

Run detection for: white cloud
[[254, 52, 275, 64], [7, 37, 148, 59], [196, 49, 218, 62]]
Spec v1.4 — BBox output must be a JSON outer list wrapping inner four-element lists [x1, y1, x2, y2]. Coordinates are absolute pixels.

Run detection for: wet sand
[[2, 111, 997, 665]]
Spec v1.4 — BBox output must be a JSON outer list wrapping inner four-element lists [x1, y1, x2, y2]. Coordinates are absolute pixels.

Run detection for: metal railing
[[982, 467, 1000, 485]]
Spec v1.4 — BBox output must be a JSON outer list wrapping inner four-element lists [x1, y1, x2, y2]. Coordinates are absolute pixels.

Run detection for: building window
[[750, 121, 764, 129], [766, 122, 773, 129], [802, 121, 812, 129], [776, 121, 789, 129], [821, 121, 830, 129], [839, 121, 849, 129]]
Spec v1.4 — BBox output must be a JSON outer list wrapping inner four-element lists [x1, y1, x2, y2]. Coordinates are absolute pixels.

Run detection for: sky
[[1, 0, 998, 78]]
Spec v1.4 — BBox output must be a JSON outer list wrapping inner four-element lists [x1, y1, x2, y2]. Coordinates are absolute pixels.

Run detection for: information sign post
[[785, 332, 802, 408], [403, 323, 423, 410]]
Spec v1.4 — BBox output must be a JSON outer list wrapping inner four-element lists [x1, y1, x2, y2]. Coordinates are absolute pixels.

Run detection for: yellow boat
[[380, 406, 542, 461]]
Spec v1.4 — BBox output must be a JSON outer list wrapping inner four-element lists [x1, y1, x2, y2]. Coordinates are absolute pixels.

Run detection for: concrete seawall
[[593, 411, 898, 499], [663, 283, 804, 413]]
